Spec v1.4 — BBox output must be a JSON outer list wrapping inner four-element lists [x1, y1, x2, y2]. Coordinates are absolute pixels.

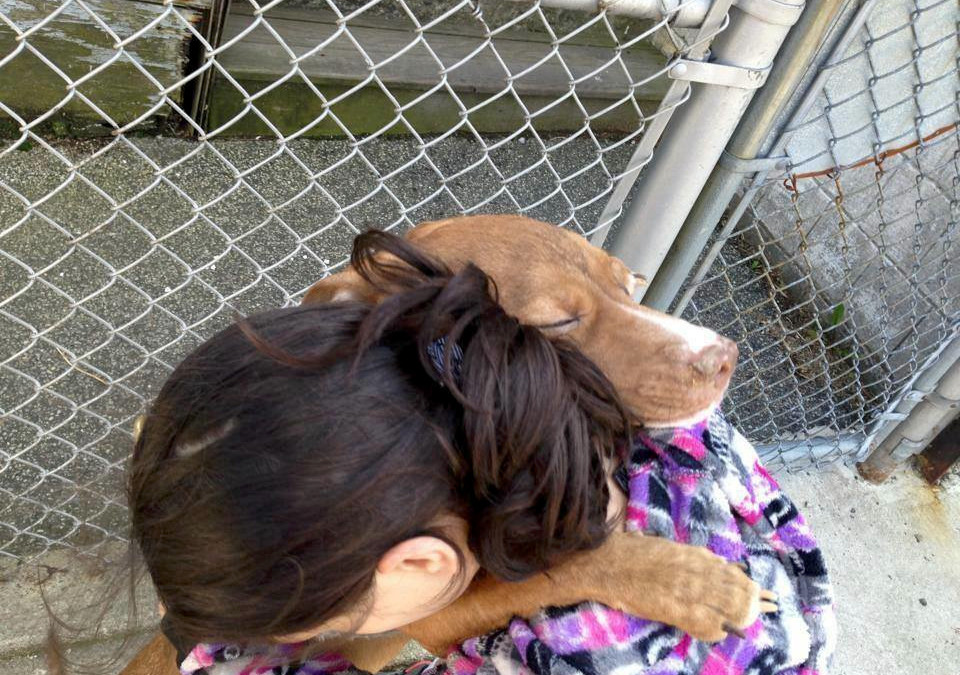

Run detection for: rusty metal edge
[[913, 417, 960, 485]]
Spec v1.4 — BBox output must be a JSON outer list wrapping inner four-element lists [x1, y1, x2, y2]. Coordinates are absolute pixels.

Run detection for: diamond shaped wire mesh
[[0, 0, 724, 562], [676, 0, 959, 470]]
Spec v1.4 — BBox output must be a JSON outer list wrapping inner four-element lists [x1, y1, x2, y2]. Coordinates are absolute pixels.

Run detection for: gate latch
[[668, 59, 771, 89]]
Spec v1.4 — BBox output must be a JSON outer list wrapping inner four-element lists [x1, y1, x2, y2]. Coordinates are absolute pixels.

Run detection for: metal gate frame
[[616, 0, 960, 480]]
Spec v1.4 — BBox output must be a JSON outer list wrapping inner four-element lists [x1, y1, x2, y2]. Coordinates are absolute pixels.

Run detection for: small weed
[[17, 140, 33, 152], [830, 303, 845, 327], [51, 119, 69, 137]]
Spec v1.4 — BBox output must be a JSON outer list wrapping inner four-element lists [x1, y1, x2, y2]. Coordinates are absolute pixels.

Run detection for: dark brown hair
[[128, 231, 632, 647]]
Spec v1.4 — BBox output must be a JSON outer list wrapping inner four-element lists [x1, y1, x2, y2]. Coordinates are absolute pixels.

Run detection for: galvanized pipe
[[604, 0, 805, 295], [507, 0, 713, 27], [641, 0, 854, 311], [588, 0, 735, 246]]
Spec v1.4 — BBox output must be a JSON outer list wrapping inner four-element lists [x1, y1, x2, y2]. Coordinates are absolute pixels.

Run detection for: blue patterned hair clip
[[426, 336, 464, 386]]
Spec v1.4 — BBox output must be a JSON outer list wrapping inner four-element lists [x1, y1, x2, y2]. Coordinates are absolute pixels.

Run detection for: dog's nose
[[691, 338, 739, 380]]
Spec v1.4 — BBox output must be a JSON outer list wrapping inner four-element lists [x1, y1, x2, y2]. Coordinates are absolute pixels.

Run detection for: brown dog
[[121, 215, 769, 675]]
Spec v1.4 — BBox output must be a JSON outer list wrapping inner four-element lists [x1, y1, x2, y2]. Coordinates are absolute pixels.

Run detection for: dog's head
[[304, 215, 736, 427]]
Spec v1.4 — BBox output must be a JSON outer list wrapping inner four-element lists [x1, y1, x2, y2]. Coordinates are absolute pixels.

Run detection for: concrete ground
[[1, 461, 958, 675], [776, 464, 960, 674]]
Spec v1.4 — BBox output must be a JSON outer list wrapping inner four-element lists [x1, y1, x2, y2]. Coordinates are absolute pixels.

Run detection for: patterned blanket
[[179, 410, 836, 675]]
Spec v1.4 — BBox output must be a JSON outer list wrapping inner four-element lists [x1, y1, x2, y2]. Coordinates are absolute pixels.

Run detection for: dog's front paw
[[661, 548, 777, 641], [592, 533, 777, 642]]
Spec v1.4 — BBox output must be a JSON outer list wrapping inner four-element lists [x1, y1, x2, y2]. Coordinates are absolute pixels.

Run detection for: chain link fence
[[0, 0, 957, 566], [676, 0, 959, 470], [0, 0, 727, 562]]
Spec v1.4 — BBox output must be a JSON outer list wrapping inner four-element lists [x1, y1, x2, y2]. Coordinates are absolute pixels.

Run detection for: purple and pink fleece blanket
[[179, 409, 836, 675]]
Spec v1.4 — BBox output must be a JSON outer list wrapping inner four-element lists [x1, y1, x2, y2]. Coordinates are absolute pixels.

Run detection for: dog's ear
[[302, 268, 378, 305]]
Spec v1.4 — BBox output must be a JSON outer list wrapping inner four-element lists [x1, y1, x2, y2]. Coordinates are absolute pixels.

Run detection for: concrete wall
[[749, 0, 958, 379]]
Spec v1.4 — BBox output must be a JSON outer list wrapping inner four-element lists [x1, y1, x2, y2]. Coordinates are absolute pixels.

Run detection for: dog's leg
[[403, 530, 776, 654], [117, 533, 771, 674]]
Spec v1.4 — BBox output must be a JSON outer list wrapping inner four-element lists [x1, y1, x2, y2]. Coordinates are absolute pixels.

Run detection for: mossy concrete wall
[[1, 0, 672, 138], [0, 0, 210, 137]]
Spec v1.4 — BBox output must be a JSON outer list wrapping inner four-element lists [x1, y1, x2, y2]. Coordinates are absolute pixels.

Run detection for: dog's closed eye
[[537, 316, 581, 334]]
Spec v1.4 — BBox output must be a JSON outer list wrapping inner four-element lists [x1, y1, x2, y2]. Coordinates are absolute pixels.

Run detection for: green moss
[[208, 77, 652, 137], [0, 0, 200, 138]]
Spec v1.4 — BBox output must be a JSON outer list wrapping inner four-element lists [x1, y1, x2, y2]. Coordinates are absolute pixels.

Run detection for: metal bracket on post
[[587, 0, 738, 246], [886, 390, 960, 460], [923, 391, 960, 411], [668, 60, 773, 89], [718, 149, 790, 173]]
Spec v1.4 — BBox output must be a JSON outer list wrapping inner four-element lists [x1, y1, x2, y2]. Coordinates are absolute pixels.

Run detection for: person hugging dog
[[89, 230, 836, 675]]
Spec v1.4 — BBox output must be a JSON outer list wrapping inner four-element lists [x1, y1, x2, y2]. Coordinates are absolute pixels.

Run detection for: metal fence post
[[658, 0, 879, 316], [640, 0, 853, 311], [648, 0, 959, 472], [858, 326, 960, 483], [605, 0, 805, 292], [858, 357, 960, 483]]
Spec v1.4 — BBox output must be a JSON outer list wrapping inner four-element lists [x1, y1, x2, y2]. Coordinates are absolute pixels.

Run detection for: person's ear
[[377, 536, 459, 577]]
